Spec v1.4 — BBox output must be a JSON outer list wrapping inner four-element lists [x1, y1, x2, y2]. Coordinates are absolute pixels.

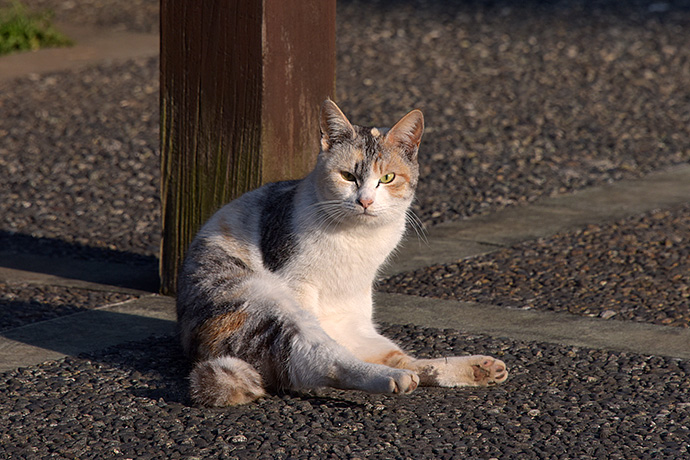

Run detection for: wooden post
[[160, 0, 336, 295]]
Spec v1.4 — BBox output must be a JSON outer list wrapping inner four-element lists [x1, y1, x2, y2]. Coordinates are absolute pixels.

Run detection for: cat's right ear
[[320, 99, 356, 151]]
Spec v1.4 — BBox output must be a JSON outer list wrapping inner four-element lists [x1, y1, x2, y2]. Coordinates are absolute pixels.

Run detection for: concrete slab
[[375, 292, 690, 360], [3, 288, 688, 374], [381, 238, 499, 277], [0, 295, 175, 372]]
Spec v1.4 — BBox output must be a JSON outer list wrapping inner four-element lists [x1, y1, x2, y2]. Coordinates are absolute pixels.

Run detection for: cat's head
[[312, 99, 423, 226]]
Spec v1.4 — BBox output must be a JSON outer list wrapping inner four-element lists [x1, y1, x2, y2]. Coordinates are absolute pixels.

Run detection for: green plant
[[0, 1, 72, 56]]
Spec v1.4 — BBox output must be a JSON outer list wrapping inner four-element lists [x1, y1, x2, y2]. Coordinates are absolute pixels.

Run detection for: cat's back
[[176, 179, 302, 349]]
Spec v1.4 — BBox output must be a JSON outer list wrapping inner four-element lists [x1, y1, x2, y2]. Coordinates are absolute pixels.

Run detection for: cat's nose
[[358, 197, 374, 209]]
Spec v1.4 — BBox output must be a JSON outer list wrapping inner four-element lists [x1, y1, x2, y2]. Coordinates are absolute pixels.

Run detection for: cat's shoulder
[[220, 179, 302, 207]]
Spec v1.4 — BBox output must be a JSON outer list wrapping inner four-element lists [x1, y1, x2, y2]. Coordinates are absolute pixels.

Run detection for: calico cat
[[176, 99, 508, 406]]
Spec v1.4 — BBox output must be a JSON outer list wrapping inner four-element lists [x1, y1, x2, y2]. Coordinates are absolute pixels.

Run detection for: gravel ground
[[2, 1, 690, 258], [2, 3, 689, 457], [382, 204, 690, 328], [1, 324, 689, 459], [0, 282, 138, 331], [336, 0, 690, 225]]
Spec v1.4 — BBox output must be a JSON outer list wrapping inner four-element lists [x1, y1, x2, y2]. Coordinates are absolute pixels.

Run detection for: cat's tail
[[189, 356, 266, 406]]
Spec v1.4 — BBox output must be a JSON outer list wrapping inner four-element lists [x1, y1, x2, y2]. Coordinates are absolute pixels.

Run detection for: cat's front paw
[[389, 368, 420, 394], [367, 368, 419, 394], [471, 356, 508, 385]]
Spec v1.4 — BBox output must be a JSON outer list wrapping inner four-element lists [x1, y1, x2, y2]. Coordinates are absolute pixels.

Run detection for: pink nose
[[358, 197, 374, 209]]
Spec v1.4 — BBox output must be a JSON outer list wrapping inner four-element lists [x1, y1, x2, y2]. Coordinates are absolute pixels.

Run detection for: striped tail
[[189, 356, 266, 406]]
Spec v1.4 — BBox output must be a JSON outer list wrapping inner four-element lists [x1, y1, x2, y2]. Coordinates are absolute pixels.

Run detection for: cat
[[176, 99, 508, 406]]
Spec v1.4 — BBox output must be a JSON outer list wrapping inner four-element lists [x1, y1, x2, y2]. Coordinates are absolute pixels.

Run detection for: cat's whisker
[[405, 210, 429, 246], [300, 201, 345, 230], [307, 203, 345, 234], [322, 208, 350, 234], [305, 199, 342, 213]]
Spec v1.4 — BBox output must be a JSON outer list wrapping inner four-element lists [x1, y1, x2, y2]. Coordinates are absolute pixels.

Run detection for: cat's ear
[[320, 99, 356, 151], [384, 109, 424, 162]]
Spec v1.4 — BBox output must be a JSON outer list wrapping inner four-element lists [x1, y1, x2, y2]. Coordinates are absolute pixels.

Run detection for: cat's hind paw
[[417, 355, 508, 387], [471, 356, 508, 386]]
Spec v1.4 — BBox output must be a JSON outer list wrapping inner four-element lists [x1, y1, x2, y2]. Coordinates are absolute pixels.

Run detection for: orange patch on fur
[[367, 349, 412, 369], [195, 311, 248, 359], [386, 172, 412, 198], [375, 152, 414, 199]]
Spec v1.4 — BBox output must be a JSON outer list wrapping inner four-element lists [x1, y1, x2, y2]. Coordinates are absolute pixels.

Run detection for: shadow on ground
[[0, 230, 159, 292]]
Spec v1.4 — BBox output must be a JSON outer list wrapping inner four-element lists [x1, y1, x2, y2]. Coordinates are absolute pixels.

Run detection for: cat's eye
[[340, 171, 357, 182], [379, 173, 396, 184]]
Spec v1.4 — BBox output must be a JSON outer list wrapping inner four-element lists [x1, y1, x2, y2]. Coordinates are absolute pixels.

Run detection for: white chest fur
[[284, 217, 405, 321]]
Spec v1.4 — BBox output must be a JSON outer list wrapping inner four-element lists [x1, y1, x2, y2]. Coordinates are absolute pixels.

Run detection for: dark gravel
[[1, 0, 689, 260], [2, 3, 689, 457], [2, 324, 689, 459], [0, 282, 138, 331], [382, 204, 690, 328]]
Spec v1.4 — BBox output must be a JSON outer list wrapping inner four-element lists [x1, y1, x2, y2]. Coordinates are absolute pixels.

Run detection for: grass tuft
[[0, 1, 72, 56]]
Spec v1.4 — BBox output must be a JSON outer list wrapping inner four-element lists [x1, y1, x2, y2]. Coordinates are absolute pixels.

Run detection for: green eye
[[379, 173, 396, 184], [340, 171, 357, 182]]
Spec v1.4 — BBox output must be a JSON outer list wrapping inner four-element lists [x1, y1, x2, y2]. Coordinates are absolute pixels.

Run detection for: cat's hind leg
[[370, 350, 508, 387], [347, 328, 508, 387], [410, 356, 508, 387], [190, 281, 419, 405], [271, 313, 420, 395]]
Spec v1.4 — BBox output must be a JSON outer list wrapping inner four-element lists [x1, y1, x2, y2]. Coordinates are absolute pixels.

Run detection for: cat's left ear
[[320, 99, 356, 151], [384, 109, 424, 162]]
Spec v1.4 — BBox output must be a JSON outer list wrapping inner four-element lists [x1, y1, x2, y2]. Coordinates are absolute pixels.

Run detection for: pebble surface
[[0, 58, 160, 257], [2, 325, 689, 459], [336, 0, 690, 225], [1, 2, 689, 458]]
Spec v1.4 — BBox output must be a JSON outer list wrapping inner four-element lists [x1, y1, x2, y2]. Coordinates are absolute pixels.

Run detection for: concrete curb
[[375, 293, 690, 360], [4, 283, 689, 374]]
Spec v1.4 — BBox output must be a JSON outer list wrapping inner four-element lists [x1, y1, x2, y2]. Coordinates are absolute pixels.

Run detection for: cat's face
[[313, 100, 423, 227]]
